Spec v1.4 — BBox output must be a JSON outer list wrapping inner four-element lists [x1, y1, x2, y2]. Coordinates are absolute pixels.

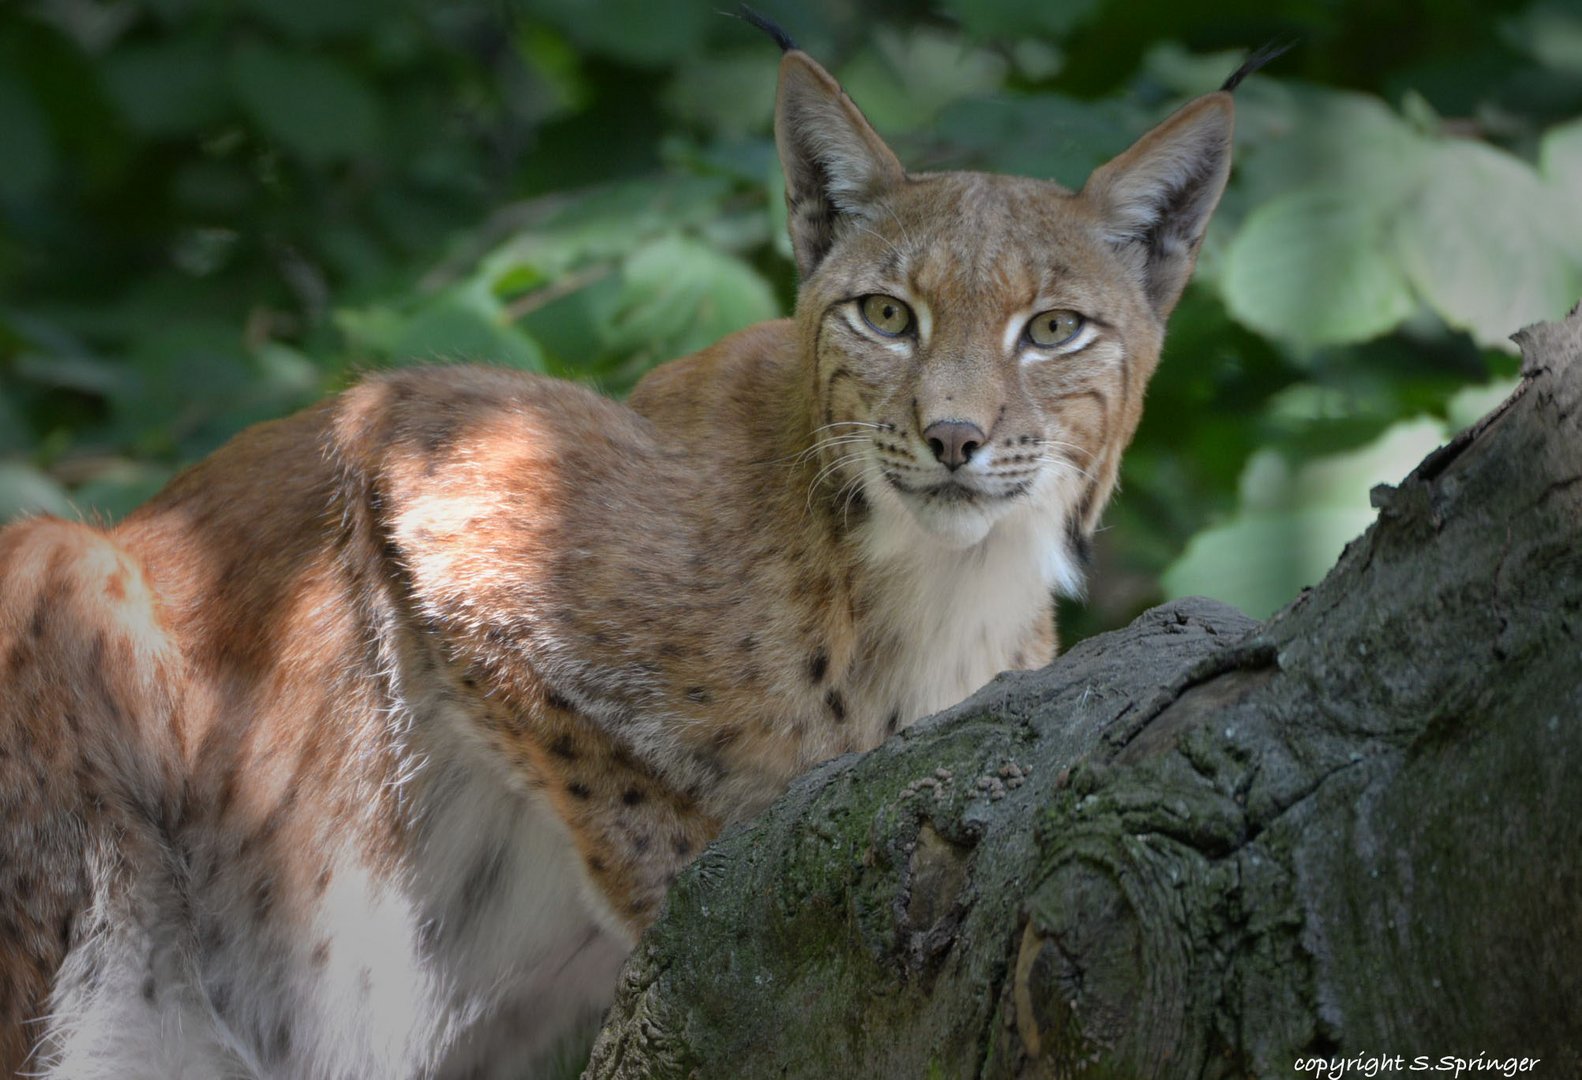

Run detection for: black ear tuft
[[736, 5, 798, 53], [1220, 39, 1296, 92], [1080, 93, 1234, 316], [772, 52, 905, 279]]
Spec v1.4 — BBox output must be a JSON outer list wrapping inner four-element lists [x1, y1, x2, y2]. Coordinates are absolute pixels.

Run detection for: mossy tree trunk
[[584, 308, 1582, 1080]]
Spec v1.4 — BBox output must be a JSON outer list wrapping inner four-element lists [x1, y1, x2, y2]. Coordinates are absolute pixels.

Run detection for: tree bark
[[584, 306, 1582, 1080]]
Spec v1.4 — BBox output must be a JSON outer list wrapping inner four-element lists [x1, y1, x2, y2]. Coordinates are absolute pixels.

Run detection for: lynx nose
[[923, 420, 985, 471]]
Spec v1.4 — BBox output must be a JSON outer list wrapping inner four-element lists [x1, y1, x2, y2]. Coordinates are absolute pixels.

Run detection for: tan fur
[[0, 45, 1237, 1078]]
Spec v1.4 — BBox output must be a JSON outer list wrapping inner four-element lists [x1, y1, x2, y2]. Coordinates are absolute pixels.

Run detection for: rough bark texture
[[584, 306, 1582, 1080]]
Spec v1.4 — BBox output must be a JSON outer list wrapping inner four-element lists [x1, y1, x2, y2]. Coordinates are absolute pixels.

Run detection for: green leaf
[[1502, 1, 1582, 74], [102, 38, 227, 136], [928, 94, 1147, 189], [1221, 188, 1418, 347], [837, 28, 1009, 133], [1227, 84, 1432, 221], [234, 0, 390, 40], [604, 232, 779, 364], [1540, 118, 1582, 252], [1163, 419, 1448, 618], [482, 177, 731, 285], [230, 40, 381, 163], [934, 0, 1101, 38], [1397, 139, 1582, 349], [0, 461, 73, 525], [663, 49, 776, 138], [110, 323, 256, 455], [0, 68, 55, 201], [72, 462, 174, 522], [385, 286, 545, 371], [522, 0, 714, 68], [1444, 376, 1522, 432], [1541, 117, 1582, 188], [0, 388, 26, 453]]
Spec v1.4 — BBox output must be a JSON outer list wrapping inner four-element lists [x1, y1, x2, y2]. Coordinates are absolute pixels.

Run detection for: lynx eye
[[859, 295, 914, 338], [1026, 309, 1085, 349]]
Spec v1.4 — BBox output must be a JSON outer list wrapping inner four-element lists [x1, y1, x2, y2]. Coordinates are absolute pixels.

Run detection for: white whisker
[[1030, 454, 1097, 483]]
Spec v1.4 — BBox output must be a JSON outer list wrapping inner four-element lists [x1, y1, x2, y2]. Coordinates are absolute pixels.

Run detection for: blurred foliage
[[2, 0, 1580, 638]]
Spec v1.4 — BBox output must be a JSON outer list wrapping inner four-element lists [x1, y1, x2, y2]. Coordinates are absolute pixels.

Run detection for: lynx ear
[[774, 51, 906, 279], [1081, 93, 1234, 316]]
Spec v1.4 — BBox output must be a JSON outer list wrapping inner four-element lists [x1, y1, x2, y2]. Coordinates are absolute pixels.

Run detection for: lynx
[[0, 18, 1260, 1078]]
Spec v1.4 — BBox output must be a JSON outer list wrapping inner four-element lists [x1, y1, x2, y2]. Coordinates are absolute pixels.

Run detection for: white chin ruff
[[863, 470, 1087, 599], [901, 494, 998, 549]]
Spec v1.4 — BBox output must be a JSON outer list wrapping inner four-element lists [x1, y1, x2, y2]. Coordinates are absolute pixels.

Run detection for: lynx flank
[[0, 22, 1261, 1079]]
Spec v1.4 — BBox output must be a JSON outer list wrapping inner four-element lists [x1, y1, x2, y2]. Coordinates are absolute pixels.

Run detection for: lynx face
[[805, 175, 1162, 550], [774, 48, 1233, 562]]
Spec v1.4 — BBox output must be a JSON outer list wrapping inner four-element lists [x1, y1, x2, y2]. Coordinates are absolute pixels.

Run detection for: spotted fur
[[0, 42, 1239, 1079]]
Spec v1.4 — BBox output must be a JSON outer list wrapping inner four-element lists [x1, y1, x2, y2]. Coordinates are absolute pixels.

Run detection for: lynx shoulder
[[0, 26, 1249, 1080]]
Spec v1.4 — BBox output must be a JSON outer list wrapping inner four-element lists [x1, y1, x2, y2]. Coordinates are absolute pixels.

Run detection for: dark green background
[[3, 0, 1579, 640]]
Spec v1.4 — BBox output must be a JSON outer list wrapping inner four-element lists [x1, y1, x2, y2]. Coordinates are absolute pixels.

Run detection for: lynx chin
[[0, 17, 1261, 1079]]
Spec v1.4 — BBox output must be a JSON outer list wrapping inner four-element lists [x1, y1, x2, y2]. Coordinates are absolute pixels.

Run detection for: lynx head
[[771, 39, 1237, 577]]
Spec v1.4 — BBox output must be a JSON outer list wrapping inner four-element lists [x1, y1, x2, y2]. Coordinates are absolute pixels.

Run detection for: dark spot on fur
[[253, 878, 274, 921], [685, 685, 712, 705], [263, 1018, 292, 1064], [658, 641, 686, 659], [545, 689, 575, 713], [29, 598, 47, 640], [549, 734, 577, 761], [141, 975, 156, 1002], [421, 417, 456, 457], [567, 781, 591, 800], [310, 941, 330, 967], [826, 689, 847, 722], [315, 866, 333, 896], [460, 843, 509, 910], [808, 649, 829, 684], [210, 981, 232, 1016], [633, 834, 651, 854], [588, 855, 607, 873], [692, 744, 729, 780], [887, 710, 901, 734], [739, 633, 757, 653], [846, 486, 870, 519], [199, 917, 227, 954], [674, 837, 693, 857], [622, 787, 645, 806], [1072, 529, 1094, 569]]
